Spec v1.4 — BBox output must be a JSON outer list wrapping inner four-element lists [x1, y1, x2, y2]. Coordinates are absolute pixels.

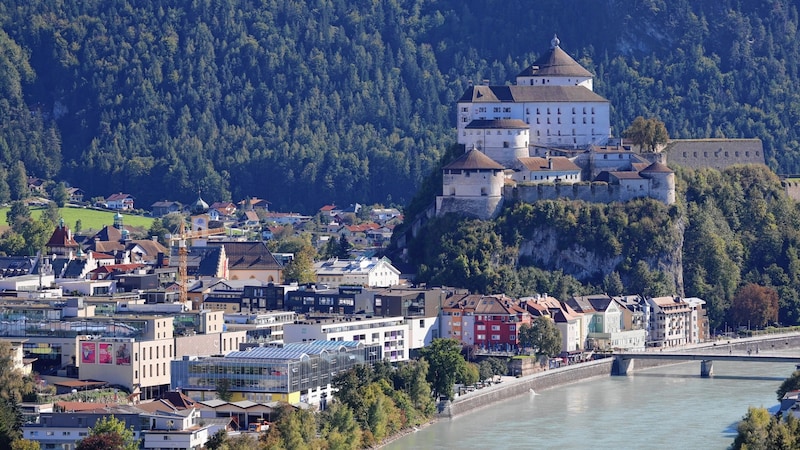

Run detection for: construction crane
[[167, 219, 226, 305]]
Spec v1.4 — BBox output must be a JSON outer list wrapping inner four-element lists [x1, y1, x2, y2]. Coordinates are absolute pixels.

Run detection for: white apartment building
[[646, 296, 693, 348], [314, 256, 401, 288], [283, 315, 409, 362]]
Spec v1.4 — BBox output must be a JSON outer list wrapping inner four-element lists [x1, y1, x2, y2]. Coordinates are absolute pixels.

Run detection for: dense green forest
[[0, 1, 798, 211], [406, 165, 800, 331]]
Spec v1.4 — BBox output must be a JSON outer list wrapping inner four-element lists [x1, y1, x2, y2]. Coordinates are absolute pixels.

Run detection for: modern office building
[[171, 340, 382, 407]]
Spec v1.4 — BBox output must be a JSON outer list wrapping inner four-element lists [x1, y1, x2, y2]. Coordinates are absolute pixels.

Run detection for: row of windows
[[476, 334, 513, 341], [535, 129, 595, 137], [462, 129, 528, 135], [535, 117, 594, 125], [476, 324, 517, 331], [530, 106, 595, 115], [467, 106, 597, 115], [682, 150, 760, 158]]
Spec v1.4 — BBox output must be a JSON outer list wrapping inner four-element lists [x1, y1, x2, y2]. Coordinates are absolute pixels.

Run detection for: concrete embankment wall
[[441, 359, 612, 418]]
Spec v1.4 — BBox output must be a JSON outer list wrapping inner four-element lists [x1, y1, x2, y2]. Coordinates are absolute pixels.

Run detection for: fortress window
[[583, 107, 586, 114], [746, 151, 750, 157], [572, 118, 576, 124], [603, 154, 608, 160], [547, 108, 551, 114], [503, 141, 509, 148], [591, 117, 595, 124], [461, 107, 468, 112], [572, 107, 576, 114], [704, 152, 707, 157], [756, 151, 760, 156], [547, 118, 550, 124], [526, 108, 530, 114], [735, 151, 739, 157], [557, 118, 561, 124], [536, 131, 540, 136], [683, 152, 687, 157], [557, 108, 561, 114], [537, 118, 540, 124], [537, 108, 540, 114], [591, 107, 595, 114], [583, 118, 586, 124], [725, 152, 729, 157]]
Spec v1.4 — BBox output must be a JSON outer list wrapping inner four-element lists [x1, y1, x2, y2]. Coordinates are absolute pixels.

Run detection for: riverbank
[[437, 332, 800, 420]]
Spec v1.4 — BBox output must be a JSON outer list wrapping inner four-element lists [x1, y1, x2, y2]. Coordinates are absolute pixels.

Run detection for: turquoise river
[[385, 358, 799, 450]]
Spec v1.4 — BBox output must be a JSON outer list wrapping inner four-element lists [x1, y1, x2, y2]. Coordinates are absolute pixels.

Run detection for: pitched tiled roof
[[46, 222, 79, 248], [640, 161, 673, 173], [443, 148, 505, 171], [458, 85, 606, 103], [465, 119, 529, 129], [516, 40, 593, 78], [517, 156, 580, 172], [209, 241, 282, 270], [106, 193, 133, 201]]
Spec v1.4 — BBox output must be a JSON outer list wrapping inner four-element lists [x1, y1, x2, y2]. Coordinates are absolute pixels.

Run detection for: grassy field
[[0, 206, 155, 234]]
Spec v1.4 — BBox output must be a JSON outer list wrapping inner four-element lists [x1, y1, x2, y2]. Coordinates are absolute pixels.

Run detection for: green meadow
[[0, 206, 155, 234]]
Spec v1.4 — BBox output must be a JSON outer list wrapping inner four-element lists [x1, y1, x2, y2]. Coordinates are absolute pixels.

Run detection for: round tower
[[461, 119, 529, 167], [640, 161, 675, 205]]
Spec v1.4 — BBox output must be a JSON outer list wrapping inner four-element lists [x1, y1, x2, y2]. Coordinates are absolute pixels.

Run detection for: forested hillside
[[0, 1, 798, 211], [407, 165, 800, 330]]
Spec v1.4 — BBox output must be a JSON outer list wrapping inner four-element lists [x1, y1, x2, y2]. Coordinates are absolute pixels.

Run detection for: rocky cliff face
[[517, 217, 685, 295]]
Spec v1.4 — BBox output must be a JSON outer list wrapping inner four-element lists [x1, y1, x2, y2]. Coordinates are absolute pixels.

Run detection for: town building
[[645, 296, 694, 348], [105, 193, 135, 210], [567, 294, 646, 351], [285, 285, 369, 315], [442, 293, 531, 351], [314, 257, 401, 288], [283, 315, 409, 362], [522, 295, 585, 353], [171, 340, 383, 406]]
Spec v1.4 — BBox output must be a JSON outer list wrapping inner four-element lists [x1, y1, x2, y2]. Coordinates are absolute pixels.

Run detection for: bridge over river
[[613, 349, 800, 377]]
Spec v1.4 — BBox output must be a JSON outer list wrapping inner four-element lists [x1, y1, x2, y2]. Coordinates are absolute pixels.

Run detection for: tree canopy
[[0, 2, 799, 211], [622, 116, 669, 152]]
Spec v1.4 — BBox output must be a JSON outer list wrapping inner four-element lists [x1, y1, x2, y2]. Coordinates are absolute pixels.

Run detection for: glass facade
[[172, 341, 382, 395]]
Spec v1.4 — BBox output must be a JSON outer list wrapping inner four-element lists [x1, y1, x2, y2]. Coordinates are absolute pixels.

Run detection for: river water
[[386, 359, 798, 450]]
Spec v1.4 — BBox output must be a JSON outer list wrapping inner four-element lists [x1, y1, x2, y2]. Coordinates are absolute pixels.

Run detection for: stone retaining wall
[[440, 359, 612, 418]]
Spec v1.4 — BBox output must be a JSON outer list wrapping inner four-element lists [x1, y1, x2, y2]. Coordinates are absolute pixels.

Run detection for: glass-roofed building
[[171, 340, 382, 407]]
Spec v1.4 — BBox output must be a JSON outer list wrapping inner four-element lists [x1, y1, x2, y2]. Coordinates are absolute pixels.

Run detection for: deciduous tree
[[622, 116, 669, 152], [77, 415, 139, 450], [730, 283, 779, 329], [419, 338, 468, 400]]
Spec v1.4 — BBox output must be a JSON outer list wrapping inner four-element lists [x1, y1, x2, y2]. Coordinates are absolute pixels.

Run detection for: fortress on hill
[[435, 36, 764, 220]]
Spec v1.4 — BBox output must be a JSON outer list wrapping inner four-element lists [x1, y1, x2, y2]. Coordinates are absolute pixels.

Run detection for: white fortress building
[[437, 35, 675, 220], [457, 35, 610, 151]]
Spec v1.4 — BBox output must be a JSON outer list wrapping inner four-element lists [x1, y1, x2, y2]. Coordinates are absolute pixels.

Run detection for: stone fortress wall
[[507, 182, 624, 205], [664, 139, 765, 170]]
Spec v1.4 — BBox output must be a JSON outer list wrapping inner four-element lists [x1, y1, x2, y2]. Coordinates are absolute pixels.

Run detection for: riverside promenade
[[438, 331, 800, 419]]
